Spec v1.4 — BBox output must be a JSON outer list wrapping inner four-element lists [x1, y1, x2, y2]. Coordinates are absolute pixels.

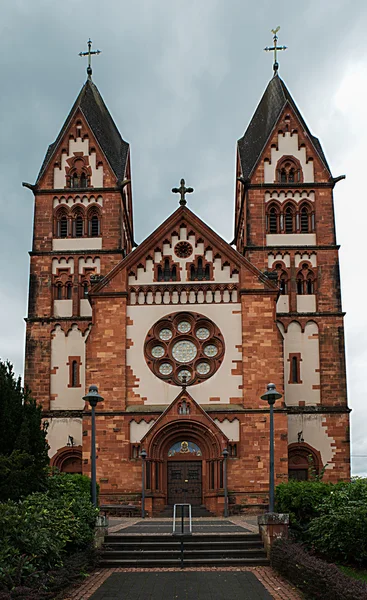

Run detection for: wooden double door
[[167, 461, 202, 506]]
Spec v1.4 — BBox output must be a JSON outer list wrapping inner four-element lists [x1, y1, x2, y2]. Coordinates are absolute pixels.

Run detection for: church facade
[[24, 69, 350, 515]]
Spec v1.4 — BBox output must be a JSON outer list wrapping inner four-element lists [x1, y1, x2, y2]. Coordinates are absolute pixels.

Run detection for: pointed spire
[[237, 75, 331, 181], [36, 79, 129, 185]]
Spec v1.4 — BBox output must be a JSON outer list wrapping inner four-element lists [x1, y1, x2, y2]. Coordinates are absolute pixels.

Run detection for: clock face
[[144, 312, 224, 386]]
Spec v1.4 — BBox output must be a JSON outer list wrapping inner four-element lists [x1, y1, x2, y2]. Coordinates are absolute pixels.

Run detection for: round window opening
[[144, 312, 225, 386]]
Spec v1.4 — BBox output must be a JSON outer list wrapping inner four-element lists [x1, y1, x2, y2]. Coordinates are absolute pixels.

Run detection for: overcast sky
[[1, 0, 366, 475]]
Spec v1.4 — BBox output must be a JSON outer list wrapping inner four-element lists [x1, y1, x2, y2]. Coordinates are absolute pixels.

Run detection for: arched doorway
[[288, 442, 321, 481], [50, 446, 83, 474], [167, 440, 203, 505]]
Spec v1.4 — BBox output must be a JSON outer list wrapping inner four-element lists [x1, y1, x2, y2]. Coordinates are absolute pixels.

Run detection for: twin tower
[[23, 66, 350, 513]]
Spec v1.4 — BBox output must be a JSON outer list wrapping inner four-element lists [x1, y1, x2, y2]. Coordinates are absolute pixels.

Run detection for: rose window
[[144, 312, 225, 386]]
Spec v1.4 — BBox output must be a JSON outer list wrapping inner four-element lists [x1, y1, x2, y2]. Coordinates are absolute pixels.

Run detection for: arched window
[[66, 284, 72, 300], [163, 259, 171, 282], [56, 284, 63, 300], [197, 257, 204, 280], [90, 214, 100, 237], [71, 360, 78, 387], [80, 173, 87, 188], [284, 205, 295, 233], [297, 278, 303, 295], [74, 215, 84, 237], [300, 206, 310, 233], [58, 215, 68, 238], [291, 356, 299, 383], [72, 173, 79, 188], [268, 205, 279, 233], [277, 158, 302, 183]]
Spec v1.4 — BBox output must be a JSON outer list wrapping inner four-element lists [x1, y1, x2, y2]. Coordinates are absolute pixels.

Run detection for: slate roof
[[36, 79, 129, 184], [237, 75, 331, 180]]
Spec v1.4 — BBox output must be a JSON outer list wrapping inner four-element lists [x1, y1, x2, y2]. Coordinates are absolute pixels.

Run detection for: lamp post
[[140, 449, 147, 518], [222, 448, 229, 518], [261, 383, 282, 512], [83, 384, 104, 508]]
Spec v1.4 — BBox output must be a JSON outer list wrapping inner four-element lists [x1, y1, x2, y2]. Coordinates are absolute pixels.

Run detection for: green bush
[[0, 473, 98, 590], [275, 480, 336, 532], [308, 479, 367, 566]]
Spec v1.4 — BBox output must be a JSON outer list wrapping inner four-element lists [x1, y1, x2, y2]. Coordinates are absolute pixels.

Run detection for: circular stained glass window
[[151, 346, 165, 358], [172, 340, 197, 363], [144, 312, 224, 386], [178, 369, 191, 382], [159, 363, 173, 375], [204, 344, 218, 357], [196, 327, 210, 340], [159, 328, 172, 341], [196, 362, 210, 375], [177, 321, 191, 333]]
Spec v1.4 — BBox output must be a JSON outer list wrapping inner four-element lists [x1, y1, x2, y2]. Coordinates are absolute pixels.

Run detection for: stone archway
[[288, 442, 322, 481], [142, 416, 227, 515], [50, 445, 82, 474]]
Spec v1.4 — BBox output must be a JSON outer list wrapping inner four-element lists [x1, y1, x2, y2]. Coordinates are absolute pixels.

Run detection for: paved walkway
[[63, 567, 302, 600], [63, 517, 303, 600]]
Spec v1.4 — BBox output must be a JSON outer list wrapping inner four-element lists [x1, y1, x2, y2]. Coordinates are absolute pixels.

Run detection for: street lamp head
[[222, 448, 229, 458], [83, 384, 104, 408], [260, 382, 282, 406], [140, 449, 147, 460]]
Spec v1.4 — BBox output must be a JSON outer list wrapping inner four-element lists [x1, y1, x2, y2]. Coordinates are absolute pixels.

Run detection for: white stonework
[[130, 419, 156, 443], [214, 418, 240, 441], [52, 257, 74, 274], [288, 414, 335, 469], [296, 295, 316, 313], [128, 228, 239, 285], [278, 320, 320, 406], [276, 295, 289, 313], [265, 190, 315, 204], [53, 195, 103, 209], [264, 132, 315, 183], [266, 233, 316, 246], [127, 304, 242, 406], [46, 417, 83, 458], [268, 253, 291, 269], [50, 324, 90, 410], [52, 238, 102, 251], [80, 299, 92, 317], [54, 299, 73, 318], [53, 137, 104, 188], [78, 256, 100, 274], [295, 252, 317, 268]]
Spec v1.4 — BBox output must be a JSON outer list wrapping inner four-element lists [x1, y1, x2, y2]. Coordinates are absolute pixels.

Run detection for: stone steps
[[100, 533, 269, 567]]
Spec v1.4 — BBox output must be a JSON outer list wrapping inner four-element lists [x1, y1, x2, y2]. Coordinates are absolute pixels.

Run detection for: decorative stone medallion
[[174, 241, 193, 258], [144, 311, 225, 386]]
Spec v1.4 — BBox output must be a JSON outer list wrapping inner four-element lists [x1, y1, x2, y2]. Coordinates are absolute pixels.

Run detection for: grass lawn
[[339, 565, 367, 583]]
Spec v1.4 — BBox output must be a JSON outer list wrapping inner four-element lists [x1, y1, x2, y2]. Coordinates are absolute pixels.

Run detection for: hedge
[[271, 538, 367, 600]]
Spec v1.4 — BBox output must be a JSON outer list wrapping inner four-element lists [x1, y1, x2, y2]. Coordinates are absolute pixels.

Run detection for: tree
[[0, 360, 49, 501]]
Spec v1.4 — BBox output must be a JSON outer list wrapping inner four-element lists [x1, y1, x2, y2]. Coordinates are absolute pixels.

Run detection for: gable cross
[[172, 178, 194, 206], [79, 39, 101, 80], [264, 27, 287, 75]]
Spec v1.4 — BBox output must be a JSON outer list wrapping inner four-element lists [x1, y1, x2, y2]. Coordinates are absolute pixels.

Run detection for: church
[[23, 43, 351, 515]]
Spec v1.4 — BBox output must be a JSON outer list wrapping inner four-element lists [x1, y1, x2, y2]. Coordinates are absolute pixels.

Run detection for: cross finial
[[79, 39, 101, 80], [264, 27, 287, 75], [172, 178, 194, 206]]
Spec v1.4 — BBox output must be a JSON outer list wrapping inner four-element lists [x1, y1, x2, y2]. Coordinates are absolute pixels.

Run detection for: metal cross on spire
[[172, 178, 194, 206], [264, 27, 287, 75], [79, 39, 101, 80]]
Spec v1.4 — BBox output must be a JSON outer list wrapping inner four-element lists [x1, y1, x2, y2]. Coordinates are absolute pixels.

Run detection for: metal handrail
[[172, 503, 192, 535]]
